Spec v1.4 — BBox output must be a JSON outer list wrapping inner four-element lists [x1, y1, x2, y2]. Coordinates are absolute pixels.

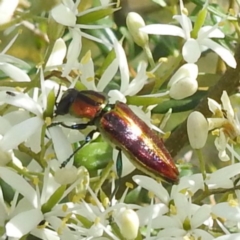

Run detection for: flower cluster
[[0, 0, 239, 239]]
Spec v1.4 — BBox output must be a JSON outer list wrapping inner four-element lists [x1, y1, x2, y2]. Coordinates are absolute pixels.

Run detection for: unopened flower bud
[[168, 63, 198, 99], [126, 12, 149, 48], [114, 207, 139, 240], [169, 77, 198, 99], [187, 111, 208, 149], [55, 166, 78, 184]]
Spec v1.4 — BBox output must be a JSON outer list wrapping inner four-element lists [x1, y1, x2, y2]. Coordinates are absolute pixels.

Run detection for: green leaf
[[190, 0, 237, 21], [77, 8, 119, 24], [43, 89, 56, 118], [0, 179, 15, 203], [75, 214, 92, 228], [127, 95, 167, 106], [96, 48, 116, 77], [152, 90, 207, 114], [74, 142, 112, 170]]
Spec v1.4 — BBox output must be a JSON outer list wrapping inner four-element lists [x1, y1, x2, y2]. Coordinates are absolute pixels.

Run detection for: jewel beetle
[[54, 88, 179, 184]]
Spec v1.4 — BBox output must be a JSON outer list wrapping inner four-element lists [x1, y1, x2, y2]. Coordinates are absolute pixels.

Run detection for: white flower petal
[[97, 58, 118, 91], [62, 28, 82, 77], [0, 187, 8, 225], [193, 229, 214, 240], [79, 30, 112, 47], [0, 117, 43, 151], [137, 203, 168, 226], [0, 54, 30, 68], [214, 130, 227, 152], [6, 209, 43, 238], [173, 14, 192, 39], [213, 202, 240, 222], [80, 56, 95, 90], [108, 90, 126, 103], [152, 216, 179, 229], [141, 24, 185, 38], [0, 63, 31, 82], [133, 175, 169, 204], [0, 167, 38, 208], [46, 38, 67, 67], [182, 39, 201, 63], [218, 149, 230, 162], [174, 193, 190, 221], [25, 128, 42, 152], [0, 116, 11, 134], [198, 26, 225, 40], [201, 38, 236, 68], [187, 111, 208, 149], [51, 3, 76, 26], [173, 174, 204, 195], [157, 228, 186, 238], [208, 163, 240, 184], [0, 91, 42, 116], [191, 205, 211, 228], [48, 126, 73, 165], [208, 97, 222, 115], [207, 118, 226, 131], [31, 228, 59, 240], [169, 77, 198, 99], [114, 40, 129, 93], [124, 61, 148, 96], [221, 91, 234, 119], [214, 233, 240, 240]]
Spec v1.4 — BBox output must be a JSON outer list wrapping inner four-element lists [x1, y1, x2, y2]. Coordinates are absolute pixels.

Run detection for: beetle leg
[[116, 148, 123, 179], [60, 129, 98, 168], [49, 119, 95, 129], [110, 148, 123, 200]]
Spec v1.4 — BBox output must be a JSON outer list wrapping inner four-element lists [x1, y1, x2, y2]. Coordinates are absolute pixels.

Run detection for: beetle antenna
[[60, 129, 97, 168]]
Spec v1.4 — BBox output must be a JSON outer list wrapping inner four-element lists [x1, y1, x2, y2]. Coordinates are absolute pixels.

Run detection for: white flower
[[207, 91, 240, 161], [133, 175, 213, 240], [155, 195, 213, 240], [0, 163, 91, 239], [0, 74, 82, 167], [141, 0, 236, 68], [51, 0, 113, 77]]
